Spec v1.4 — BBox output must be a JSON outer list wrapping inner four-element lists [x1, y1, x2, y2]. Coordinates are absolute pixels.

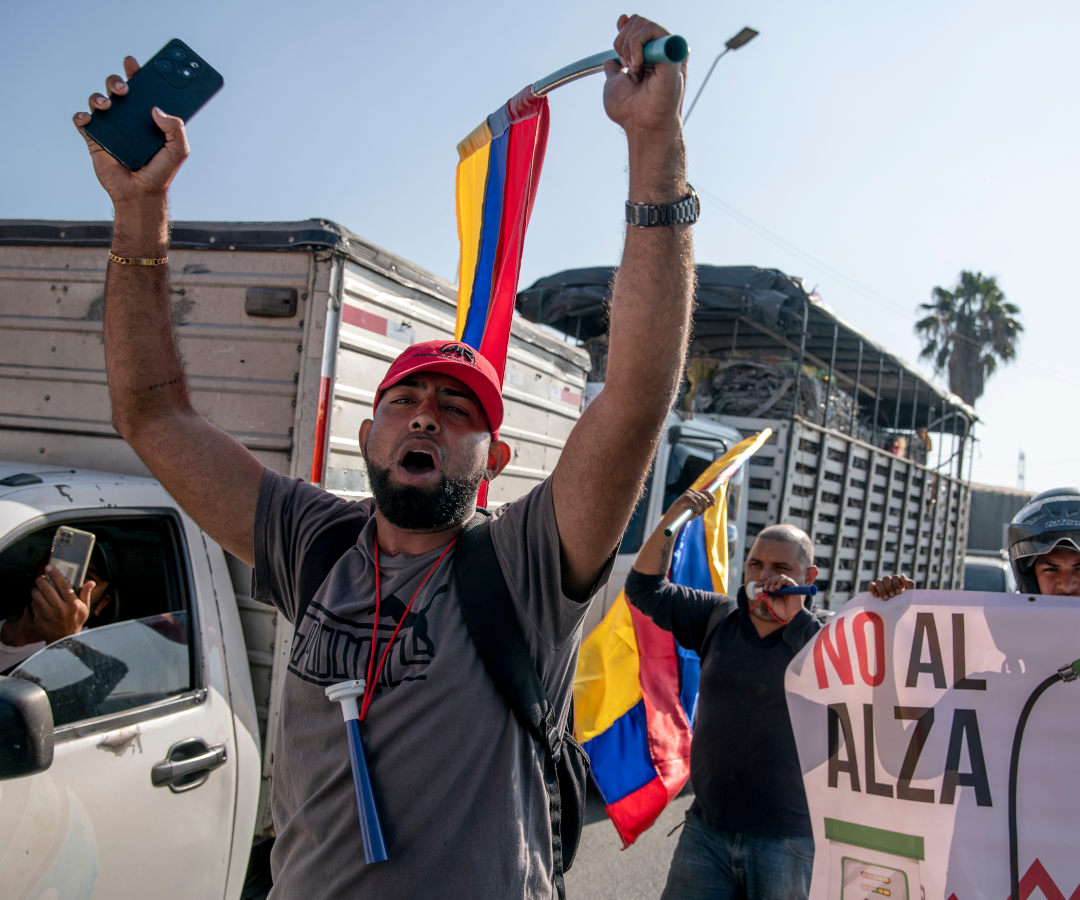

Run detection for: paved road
[[564, 787, 694, 900]]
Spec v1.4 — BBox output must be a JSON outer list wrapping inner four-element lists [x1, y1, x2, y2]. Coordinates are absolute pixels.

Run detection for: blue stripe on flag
[[669, 516, 714, 591], [583, 699, 656, 805], [461, 128, 508, 348], [676, 645, 700, 727], [670, 515, 713, 727]]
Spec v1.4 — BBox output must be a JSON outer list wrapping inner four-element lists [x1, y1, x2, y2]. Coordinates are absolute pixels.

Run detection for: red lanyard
[[360, 536, 457, 721]]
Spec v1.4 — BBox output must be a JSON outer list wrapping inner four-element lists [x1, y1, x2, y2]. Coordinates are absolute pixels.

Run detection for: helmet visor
[[1010, 533, 1080, 563]]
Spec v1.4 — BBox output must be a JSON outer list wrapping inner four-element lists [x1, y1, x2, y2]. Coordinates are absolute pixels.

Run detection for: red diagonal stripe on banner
[[991, 857, 1078, 900]]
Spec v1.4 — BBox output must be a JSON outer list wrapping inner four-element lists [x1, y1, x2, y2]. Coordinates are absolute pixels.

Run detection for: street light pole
[[683, 26, 759, 124]]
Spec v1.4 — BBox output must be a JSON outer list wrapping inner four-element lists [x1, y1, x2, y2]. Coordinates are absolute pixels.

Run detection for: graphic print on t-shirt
[[288, 582, 447, 689]]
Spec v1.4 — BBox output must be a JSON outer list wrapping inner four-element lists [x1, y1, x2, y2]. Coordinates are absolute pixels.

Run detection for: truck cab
[[0, 460, 260, 900], [582, 412, 750, 638]]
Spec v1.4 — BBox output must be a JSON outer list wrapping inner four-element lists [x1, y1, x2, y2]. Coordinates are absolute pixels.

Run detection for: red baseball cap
[[374, 341, 504, 436]]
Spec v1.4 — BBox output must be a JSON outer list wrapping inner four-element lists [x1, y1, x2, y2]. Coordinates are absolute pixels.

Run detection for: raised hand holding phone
[[73, 57, 191, 208]]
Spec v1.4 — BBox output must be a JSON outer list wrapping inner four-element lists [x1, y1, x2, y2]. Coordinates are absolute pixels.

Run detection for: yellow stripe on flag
[[454, 138, 491, 341], [687, 432, 768, 596], [574, 591, 642, 743]]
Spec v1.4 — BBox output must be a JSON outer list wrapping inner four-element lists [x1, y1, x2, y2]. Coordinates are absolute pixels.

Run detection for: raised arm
[[632, 489, 714, 576], [73, 59, 263, 565], [552, 14, 695, 599]]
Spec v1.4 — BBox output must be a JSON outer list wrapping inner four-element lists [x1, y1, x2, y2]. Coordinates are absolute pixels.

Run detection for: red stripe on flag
[[606, 777, 670, 848], [342, 305, 388, 336], [629, 603, 693, 802], [478, 99, 550, 382]]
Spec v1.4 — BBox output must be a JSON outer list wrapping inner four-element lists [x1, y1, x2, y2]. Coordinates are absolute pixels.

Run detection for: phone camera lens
[[180, 67, 194, 79], [169, 46, 186, 61], [155, 58, 174, 74]]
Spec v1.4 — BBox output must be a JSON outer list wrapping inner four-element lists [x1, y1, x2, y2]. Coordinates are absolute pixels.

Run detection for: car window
[[663, 442, 720, 512], [0, 514, 195, 726], [10, 613, 190, 727], [964, 563, 1006, 592]]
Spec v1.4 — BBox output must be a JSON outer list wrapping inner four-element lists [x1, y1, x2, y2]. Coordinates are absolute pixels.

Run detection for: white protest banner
[[785, 590, 1080, 900]]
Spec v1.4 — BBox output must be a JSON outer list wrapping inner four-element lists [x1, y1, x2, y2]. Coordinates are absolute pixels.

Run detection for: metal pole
[[945, 405, 955, 471], [956, 418, 969, 481], [310, 257, 345, 488], [684, 47, 731, 123], [849, 340, 864, 437], [790, 299, 809, 418], [893, 370, 904, 431], [965, 423, 976, 482], [730, 318, 739, 356], [872, 356, 884, 447], [532, 36, 688, 96], [937, 403, 947, 471], [822, 323, 838, 429]]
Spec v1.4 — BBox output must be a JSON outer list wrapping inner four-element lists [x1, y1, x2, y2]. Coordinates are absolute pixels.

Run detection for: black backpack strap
[[454, 511, 570, 900]]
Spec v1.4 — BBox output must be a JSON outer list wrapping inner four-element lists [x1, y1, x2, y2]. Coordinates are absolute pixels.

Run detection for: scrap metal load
[[518, 265, 945, 463], [686, 356, 860, 431]]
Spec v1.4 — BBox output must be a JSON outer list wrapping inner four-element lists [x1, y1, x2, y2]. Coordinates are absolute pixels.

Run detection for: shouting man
[[73, 14, 696, 899]]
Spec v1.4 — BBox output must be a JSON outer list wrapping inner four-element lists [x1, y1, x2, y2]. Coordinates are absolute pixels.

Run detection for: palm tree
[[914, 271, 1022, 406]]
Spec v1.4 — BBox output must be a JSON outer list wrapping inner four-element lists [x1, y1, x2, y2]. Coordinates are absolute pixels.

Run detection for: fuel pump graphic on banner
[[784, 591, 1080, 900]]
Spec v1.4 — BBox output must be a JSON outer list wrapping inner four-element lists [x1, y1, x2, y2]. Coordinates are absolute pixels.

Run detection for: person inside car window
[[0, 537, 122, 675]]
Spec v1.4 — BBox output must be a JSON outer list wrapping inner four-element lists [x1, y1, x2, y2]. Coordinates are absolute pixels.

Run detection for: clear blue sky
[[3, 0, 1075, 492]]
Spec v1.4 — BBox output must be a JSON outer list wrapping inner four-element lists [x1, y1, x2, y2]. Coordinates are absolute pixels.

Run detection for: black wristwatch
[[625, 184, 700, 228]]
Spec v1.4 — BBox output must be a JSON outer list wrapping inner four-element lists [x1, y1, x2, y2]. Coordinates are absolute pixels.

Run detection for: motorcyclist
[[1007, 487, 1080, 596]]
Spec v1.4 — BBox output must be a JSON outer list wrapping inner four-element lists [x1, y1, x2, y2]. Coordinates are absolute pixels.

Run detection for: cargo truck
[[521, 264, 978, 632]]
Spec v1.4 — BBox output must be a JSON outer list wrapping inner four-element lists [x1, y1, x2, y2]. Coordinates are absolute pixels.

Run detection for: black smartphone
[[83, 38, 224, 171]]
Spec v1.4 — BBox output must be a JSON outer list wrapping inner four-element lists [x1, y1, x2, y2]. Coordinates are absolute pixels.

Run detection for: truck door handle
[[151, 738, 227, 793]]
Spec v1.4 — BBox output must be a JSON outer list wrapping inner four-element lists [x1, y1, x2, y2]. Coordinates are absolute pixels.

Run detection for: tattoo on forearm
[[148, 377, 183, 391]]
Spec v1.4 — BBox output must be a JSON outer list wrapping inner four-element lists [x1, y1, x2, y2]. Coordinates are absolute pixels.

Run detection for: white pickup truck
[[0, 461, 263, 899]]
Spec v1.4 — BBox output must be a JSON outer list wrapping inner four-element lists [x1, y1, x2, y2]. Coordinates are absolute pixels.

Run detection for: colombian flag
[[455, 87, 550, 381], [574, 437, 759, 846]]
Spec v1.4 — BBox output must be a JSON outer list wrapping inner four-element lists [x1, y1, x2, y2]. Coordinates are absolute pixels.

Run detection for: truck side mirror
[[0, 676, 54, 781]]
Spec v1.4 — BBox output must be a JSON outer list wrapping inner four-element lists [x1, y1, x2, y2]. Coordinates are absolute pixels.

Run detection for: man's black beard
[[365, 460, 483, 530]]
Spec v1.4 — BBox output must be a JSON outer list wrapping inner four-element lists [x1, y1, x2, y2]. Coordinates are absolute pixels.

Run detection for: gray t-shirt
[[253, 469, 606, 899]]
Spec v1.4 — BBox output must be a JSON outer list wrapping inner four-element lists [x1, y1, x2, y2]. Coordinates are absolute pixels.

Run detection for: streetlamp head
[[725, 27, 759, 51]]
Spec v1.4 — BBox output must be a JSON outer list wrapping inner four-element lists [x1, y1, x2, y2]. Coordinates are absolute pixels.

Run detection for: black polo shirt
[[624, 569, 821, 837]]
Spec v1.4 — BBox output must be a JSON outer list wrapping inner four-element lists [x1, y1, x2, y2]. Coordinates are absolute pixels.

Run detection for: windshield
[[964, 563, 1006, 593]]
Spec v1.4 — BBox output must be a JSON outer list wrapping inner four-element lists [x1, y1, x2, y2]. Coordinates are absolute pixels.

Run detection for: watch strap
[[625, 185, 700, 228]]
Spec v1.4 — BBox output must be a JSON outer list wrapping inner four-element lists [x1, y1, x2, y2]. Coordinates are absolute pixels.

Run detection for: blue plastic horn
[[747, 583, 818, 600], [326, 680, 388, 864]]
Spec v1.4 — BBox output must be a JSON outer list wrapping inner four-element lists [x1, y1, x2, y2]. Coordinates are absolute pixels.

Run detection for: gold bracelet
[[109, 252, 169, 266]]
